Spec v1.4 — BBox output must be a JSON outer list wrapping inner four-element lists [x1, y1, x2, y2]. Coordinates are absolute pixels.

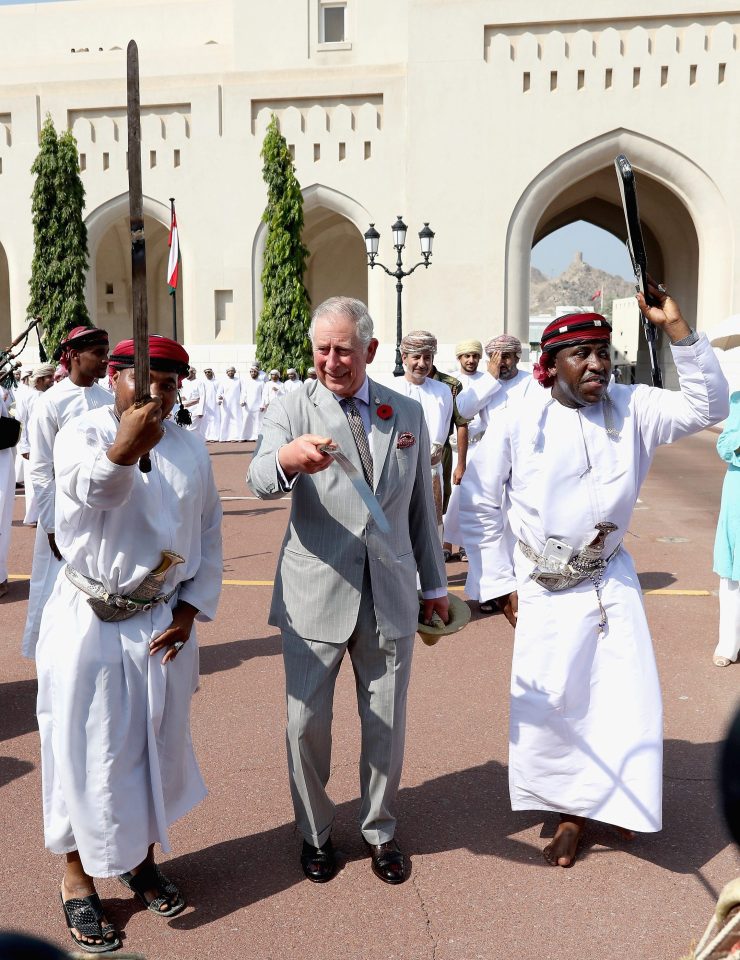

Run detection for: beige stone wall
[[0, 0, 739, 383]]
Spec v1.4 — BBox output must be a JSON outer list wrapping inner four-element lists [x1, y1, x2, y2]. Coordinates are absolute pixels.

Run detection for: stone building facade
[[1, 0, 739, 380]]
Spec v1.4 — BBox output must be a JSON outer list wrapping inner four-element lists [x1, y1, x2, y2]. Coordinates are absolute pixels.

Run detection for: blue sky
[[532, 220, 634, 280]]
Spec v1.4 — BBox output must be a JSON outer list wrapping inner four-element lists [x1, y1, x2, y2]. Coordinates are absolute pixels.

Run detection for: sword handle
[[139, 453, 151, 473]]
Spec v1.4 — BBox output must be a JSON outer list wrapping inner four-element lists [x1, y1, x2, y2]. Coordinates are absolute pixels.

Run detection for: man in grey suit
[[248, 296, 448, 884]]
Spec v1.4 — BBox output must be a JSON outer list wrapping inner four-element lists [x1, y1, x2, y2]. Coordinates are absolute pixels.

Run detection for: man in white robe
[[23, 327, 112, 660], [397, 331, 452, 539], [445, 334, 536, 606], [240, 363, 263, 441], [283, 368, 303, 394], [0, 388, 15, 598], [260, 369, 285, 412], [201, 368, 221, 441], [180, 367, 206, 437], [458, 287, 729, 867], [16, 363, 56, 525], [218, 366, 242, 441], [37, 335, 222, 952], [12, 371, 32, 487]]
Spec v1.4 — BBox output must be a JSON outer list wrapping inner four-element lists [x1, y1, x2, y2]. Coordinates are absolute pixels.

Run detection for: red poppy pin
[[397, 432, 416, 449], [377, 403, 393, 420]]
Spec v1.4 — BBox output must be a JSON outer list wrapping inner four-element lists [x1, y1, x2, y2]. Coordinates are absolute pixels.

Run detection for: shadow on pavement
[[220, 507, 285, 518], [198, 634, 282, 675], [638, 571, 678, 590], [0, 678, 38, 743], [0, 755, 35, 788], [0, 579, 30, 602], [166, 737, 730, 925]]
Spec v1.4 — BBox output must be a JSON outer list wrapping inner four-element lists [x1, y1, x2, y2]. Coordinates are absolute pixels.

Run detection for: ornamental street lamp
[[364, 216, 435, 376]]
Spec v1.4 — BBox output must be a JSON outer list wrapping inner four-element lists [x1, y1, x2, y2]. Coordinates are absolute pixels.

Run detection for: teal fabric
[[714, 391, 740, 580]]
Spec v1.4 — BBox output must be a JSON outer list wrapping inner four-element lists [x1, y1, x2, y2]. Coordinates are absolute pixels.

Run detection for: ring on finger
[[657, 283, 667, 294], [173, 640, 185, 653]]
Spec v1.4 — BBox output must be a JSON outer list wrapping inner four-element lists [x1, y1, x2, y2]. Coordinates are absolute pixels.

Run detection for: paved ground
[[1, 428, 739, 960]]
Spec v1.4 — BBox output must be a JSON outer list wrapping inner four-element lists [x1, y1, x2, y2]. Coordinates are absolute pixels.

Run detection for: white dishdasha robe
[[218, 376, 242, 441], [36, 405, 223, 877], [0, 394, 14, 584], [458, 335, 728, 833], [444, 369, 534, 553], [181, 376, 206, 437], [22, 378, 113, 659], [202, 377, 221, 441], [240, 375, 263, 440], [15, 386, 43, 525]]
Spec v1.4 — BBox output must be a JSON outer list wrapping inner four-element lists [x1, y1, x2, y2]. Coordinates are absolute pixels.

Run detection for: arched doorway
[[0, 243, 10, 349], [507, 129, 731, 386], [252, 184, 372, 339], [303, 207, 367, 309], [85, 195, 183, 345]]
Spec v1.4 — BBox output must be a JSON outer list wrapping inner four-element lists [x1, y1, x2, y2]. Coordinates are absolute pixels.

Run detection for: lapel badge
[[397, 432, 416, 449]]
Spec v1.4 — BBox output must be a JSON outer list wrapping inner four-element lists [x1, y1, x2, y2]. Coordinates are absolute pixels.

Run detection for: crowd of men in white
[[179, 362, 316, 442], [0, 297, 735, 954], [0, 334, 519, 603]]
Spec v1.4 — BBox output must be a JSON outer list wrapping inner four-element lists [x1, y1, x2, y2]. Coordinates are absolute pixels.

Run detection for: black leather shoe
[[300, 838, 336, 883], [363, 838, 407, 884]]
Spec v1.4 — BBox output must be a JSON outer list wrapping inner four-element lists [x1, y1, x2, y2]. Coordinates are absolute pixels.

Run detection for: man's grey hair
[[309, 296, 374, 346]]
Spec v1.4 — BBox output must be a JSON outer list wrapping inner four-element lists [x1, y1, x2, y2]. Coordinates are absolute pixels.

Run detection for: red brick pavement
[[0, 429, 738, 960]]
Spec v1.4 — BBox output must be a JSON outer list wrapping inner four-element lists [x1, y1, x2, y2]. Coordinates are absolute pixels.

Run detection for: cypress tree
[[28, 116, 90, 360], [256, 115, 312, 376]]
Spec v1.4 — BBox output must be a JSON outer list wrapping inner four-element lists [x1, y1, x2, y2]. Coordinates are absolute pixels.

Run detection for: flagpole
[[169, 196, 177, 341]]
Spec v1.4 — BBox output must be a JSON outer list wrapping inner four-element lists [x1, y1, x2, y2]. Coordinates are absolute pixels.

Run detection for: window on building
[[320, 3, 346, 44]]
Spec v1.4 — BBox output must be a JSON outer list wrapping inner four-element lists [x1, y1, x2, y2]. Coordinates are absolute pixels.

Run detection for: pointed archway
[[506, 129, 731, 385], [85, 194, 183, 344], [252, 184, 374, 340]]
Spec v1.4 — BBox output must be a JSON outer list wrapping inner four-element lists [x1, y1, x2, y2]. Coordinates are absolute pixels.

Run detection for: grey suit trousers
[[282, 565, 415, 848]]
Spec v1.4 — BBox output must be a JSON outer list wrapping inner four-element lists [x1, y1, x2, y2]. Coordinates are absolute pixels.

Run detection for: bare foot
[[543, 815, 585, 867], [614, 825, 636, 841]]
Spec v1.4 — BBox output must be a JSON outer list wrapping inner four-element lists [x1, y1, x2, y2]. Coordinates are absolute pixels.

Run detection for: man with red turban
[[36, 335, 222, 953], [23, 326, 112, 658], [459, 283, 729, 868]]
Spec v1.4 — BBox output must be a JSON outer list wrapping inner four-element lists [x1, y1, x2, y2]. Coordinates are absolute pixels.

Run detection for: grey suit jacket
[[247, 376, 446, 643]]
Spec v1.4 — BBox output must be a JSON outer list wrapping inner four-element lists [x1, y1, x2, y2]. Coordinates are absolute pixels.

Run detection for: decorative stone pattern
[[485, 16, 738, 92], [69, 104, 191, 175]]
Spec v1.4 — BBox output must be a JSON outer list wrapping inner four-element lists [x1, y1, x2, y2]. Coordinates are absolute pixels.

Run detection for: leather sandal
[[300, 838, 336, 883], [364, 838, 407, 885], [60, 891, 121, 954], [118, 861, 185, 917]]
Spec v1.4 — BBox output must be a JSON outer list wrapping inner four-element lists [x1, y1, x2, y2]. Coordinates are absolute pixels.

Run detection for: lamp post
[[364, 216, 435, 376]]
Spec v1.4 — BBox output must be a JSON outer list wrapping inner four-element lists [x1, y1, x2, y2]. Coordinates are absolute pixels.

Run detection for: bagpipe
[[0, 318, 46, 449], [0, 317, 46, 390], [614, 155, 663, 388]]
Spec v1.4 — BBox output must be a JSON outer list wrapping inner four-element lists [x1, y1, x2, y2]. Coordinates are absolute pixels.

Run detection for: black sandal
[[479, 600, 496, 614], [118, 862, 185, 917], [60, 891, 121, 954]]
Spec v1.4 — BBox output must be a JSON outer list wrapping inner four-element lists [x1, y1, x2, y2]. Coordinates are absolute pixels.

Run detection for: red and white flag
[[590, 289, 601, 301], [167, 205, 180, 292]]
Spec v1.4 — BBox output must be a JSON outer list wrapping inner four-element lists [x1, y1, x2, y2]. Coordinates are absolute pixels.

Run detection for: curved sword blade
[[319, 444, 390, 534]]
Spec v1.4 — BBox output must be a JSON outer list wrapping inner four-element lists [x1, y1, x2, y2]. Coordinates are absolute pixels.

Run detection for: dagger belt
[[65, 550, 185, 622], [518, 522, 621, 593]]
